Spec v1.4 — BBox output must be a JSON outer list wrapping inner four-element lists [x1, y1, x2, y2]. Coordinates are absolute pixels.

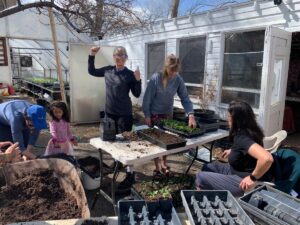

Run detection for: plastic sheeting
[[69, 43, 115, 123]]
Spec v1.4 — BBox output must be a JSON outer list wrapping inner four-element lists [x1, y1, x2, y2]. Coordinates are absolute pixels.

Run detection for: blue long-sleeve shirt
[[88, 55, 141, 116], [0, 100, 40, 151], [142, 72, 193, 118]]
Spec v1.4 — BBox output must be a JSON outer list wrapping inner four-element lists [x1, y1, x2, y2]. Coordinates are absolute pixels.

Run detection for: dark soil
[[139, 128, 186, 144], [0, 169, 82, 224], [80, 220, 108, 225], [121, 131, 141, 141]]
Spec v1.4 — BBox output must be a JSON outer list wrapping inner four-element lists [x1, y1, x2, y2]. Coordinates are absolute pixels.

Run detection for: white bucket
[[81, 170, 100, 190]]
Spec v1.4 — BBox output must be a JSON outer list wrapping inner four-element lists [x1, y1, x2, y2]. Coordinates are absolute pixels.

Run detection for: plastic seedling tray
[[239, 185, 300, 225], [181, 190, 255, 225], [137, 128, 186, 150], [198, 121, 220, 133], [118, 199, 181, 225], [198, 116, 219, 124], [162, 125, 206, 138]]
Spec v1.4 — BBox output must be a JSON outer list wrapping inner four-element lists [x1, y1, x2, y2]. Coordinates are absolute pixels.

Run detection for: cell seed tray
[[181, 190, 255, 225], [118, 199, 181, 225], [239, 185, 300, 225], [137, 128, 186, 150]]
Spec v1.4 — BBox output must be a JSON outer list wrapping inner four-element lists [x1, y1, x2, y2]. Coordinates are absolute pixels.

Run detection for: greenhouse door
[[259, 26, 291, 136]]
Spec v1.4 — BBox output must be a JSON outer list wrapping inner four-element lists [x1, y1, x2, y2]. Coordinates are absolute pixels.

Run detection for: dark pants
[[195, 161, 244, 197], [0, 123, 29, 148], [106, 113, 133, 134]]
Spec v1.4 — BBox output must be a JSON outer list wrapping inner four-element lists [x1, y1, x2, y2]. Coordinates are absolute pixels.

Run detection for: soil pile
[[0, 169, 82, 224]]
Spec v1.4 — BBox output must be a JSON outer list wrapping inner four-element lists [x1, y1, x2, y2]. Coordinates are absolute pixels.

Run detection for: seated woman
[[195, 101, 274, 197], [0, 142, 21, 166]]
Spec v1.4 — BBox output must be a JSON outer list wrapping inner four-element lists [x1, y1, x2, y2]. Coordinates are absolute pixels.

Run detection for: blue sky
[[135, 0, 249, 17]]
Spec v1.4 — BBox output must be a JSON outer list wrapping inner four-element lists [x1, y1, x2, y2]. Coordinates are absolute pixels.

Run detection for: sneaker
[[118, 172, 135, 190]]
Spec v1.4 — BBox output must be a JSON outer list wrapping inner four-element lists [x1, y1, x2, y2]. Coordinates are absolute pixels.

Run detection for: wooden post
[[48, 7, 66, 103]]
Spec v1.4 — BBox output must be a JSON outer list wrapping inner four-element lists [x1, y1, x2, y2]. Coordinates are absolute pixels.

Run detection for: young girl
[[44, 101, 77, 156]]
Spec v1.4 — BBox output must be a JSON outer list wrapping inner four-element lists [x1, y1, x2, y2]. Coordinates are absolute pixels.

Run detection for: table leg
[[91, 148, 104, 209], [185, 141, 216, 174], [185, 146, 198, 174], [209, 141, 215, 162], [91, 148, 120, 215], [111, 160, 120, 215]]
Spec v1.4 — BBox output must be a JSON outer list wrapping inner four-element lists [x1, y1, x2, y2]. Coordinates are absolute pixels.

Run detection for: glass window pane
[[147, 42, 165, 79], [222, 52, 263, 89], [179, 36, 206, 84], [222, 30, 265, 108], [225, 30, 265, 53], [221, 90, 260, 108]]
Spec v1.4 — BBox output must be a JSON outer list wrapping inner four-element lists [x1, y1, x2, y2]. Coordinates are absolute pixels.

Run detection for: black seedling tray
[[181, 190, 255, 225], [219, 120, 229, 130], [137, 128, 186, 150], [162, 125, 206, 138], [198, 121, 219, 132], [194, 109, 215, 119], [118, 199, 181, 225], [239, 185, 300, 225], [198, 116, 220, 124]]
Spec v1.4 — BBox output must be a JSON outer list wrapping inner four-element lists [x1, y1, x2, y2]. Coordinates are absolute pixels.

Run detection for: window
[[147, 42, 165, 79], [221, 30, 265, 108], [0, 37, 8, 66], [179, 36, 206, 84]]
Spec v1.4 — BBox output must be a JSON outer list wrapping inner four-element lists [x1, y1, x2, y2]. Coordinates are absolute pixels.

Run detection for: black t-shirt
[[228, 133, 256, 178], [228, 131, 273, 180]]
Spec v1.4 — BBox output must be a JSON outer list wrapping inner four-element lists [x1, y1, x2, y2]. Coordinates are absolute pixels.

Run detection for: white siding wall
[[100, 0, 300, 117]]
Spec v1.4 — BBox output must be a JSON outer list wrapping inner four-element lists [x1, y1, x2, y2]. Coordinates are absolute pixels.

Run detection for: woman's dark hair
[[49, 101, 70, 122], [228, 101, 264, 146]]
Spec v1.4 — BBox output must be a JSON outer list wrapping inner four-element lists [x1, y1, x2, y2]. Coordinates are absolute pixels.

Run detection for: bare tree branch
[[0, 0, 152, 38]]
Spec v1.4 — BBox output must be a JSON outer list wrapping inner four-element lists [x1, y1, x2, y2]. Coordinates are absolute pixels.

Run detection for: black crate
[[118, 199, 181, 225], [137, 128, 186, 150], [239, 185, 300, 225], [181, 190, 255, 225]]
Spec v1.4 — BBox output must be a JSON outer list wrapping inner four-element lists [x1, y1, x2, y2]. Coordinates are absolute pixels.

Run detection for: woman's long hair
[[162, 54, 180, 78], [49, 101, 70, 122], [228, 101, 264, 145]]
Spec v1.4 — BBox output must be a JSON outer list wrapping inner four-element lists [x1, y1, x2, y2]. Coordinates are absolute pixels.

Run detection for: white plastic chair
[[263, 130, 287, 153]]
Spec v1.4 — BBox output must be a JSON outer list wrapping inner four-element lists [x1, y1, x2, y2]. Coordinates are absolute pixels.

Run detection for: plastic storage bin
[[181, 190, 255, 225], [239, 185, 300, 225], [118, 199, 181, 225]]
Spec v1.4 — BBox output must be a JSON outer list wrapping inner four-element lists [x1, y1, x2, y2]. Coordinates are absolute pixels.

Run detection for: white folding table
[[89, 129, 229, 214]]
